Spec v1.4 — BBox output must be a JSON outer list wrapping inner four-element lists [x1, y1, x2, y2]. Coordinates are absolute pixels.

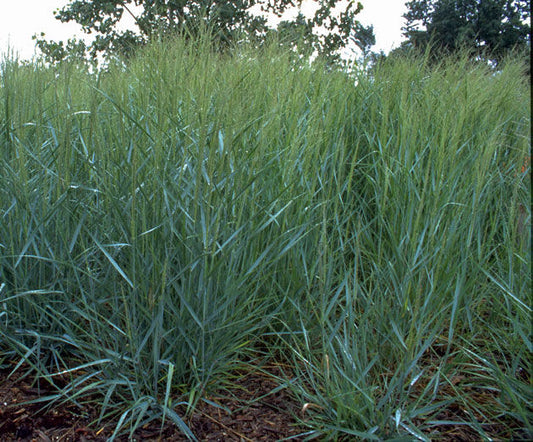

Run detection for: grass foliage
[[0, 37, 531, 440]]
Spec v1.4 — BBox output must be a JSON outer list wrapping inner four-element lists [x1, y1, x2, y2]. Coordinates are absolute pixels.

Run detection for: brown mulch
[[1, 354, 530, 441], [0, 363, 310, 441]]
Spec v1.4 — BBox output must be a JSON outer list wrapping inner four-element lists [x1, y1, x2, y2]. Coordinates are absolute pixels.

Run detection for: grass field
[[0, 37, 531, 440]]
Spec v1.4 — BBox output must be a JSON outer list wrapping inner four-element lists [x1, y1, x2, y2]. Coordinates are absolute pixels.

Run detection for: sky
[[0, 0, 408, 61]]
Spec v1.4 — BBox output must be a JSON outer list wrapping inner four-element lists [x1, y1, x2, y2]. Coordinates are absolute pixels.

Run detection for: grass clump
[[0, 37, 530, 440]]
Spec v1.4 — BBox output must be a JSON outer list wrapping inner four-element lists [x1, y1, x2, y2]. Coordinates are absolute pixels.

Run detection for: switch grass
[[0, 37, 530, 440]]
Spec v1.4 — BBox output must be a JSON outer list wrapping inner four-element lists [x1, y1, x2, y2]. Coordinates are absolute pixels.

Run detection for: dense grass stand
[[0, 39, 531, 440]]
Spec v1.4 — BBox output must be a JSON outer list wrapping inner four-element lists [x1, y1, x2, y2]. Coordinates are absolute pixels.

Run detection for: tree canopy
[[35, 0, 375, 64], [401, 0, 530, 61]]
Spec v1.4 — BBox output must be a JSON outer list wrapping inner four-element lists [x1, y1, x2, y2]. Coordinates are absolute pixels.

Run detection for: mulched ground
[[1, 356, 530, 441], [0, 363, 309, 441]]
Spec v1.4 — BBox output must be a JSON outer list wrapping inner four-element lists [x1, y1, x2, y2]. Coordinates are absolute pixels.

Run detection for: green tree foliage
[[402, 0, 530, 61], [35, 0, 374, 64]]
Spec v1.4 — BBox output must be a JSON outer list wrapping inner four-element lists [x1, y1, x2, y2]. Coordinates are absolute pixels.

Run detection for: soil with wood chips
[[0, 360, 530, 441], [0, 362, 308, 441]]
